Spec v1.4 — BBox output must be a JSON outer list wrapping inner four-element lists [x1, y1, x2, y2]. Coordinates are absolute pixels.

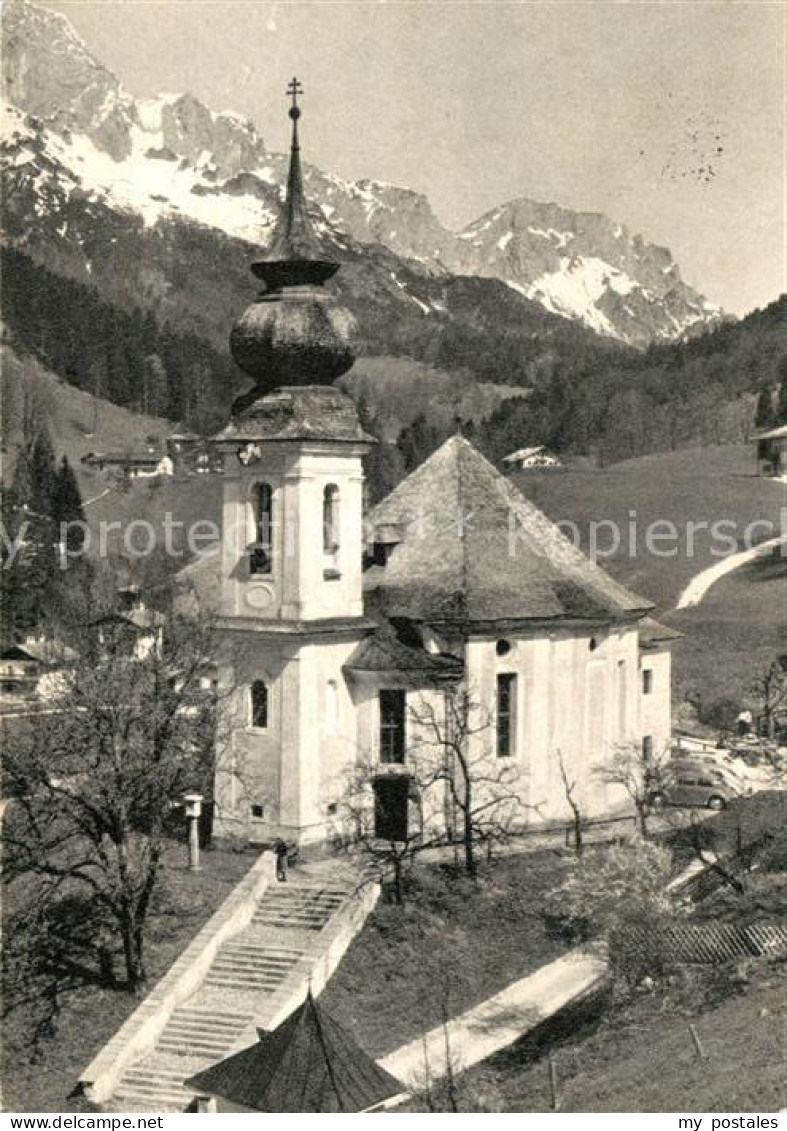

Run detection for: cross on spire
[[286, 76, 303, 119]]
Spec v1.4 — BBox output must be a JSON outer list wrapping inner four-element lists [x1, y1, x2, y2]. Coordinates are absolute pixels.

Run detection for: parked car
[[649, 759, 750, 811]]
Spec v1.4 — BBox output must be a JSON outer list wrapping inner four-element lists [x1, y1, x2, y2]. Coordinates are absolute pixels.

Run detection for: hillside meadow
[[521, 445, 785, 712]]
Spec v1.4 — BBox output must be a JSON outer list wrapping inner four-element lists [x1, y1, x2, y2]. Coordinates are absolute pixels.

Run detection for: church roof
[[365, 435, 652, 627], [185, 991, 405, 1113], [344, 623, 463, 678], [638, 616, 683, 646]]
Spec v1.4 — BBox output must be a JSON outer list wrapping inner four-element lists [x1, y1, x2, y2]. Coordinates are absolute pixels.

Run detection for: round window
[[496, 639, 512, 656]]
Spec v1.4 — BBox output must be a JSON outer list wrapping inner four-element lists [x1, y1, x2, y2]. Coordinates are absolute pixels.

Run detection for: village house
[[753, 422, 787, 478], [502, 444, 562, 469], [204, 93, 675, 848]]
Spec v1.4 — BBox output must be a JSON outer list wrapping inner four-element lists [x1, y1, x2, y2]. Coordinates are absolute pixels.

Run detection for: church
[[207, 83, 675, 847]]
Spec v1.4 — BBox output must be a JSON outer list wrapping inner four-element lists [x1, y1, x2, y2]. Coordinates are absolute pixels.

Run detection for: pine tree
[[52, 456, 86, 551], [755, 387, 775, 429], [775, 357, 787, 424], [2, 421, 60, 638]]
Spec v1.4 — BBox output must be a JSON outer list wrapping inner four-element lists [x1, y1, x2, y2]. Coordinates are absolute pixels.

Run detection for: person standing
[[273, 837, 288, 882]]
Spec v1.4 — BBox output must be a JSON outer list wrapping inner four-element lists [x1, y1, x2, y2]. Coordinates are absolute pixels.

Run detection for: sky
[[44, 0, 786, 316]]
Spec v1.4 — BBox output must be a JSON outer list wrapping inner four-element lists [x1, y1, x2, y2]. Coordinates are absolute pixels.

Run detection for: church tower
[[211, 80, 374, 845]]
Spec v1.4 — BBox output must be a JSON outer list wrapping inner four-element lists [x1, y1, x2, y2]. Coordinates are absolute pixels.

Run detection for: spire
[[252, 76, 338, 291], [228, 77, 357, 401]]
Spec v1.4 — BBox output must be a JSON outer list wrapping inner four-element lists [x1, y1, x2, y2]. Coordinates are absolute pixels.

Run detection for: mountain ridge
[[1, 0, 722, 348]]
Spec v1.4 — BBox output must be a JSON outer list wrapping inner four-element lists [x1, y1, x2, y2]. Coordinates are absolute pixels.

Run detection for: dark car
[[648, 759, 749, 811]]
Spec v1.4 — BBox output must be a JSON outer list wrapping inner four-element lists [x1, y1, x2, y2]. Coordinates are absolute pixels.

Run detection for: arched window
[[250, 680, 268, 729], [250, 483, 273, 575], [322, 484, 340, 553], [617, 660, 627, 738], [325, 679, 339, 733]]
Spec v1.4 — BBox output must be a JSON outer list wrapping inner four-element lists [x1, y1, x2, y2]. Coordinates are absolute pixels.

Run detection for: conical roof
[[365, 435, 652, 627], [251, 78, 338, 291], [185, 991, 406, 1113]]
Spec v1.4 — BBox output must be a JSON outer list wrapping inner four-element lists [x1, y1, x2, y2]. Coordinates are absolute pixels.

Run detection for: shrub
[[545, 840, 674, 944]]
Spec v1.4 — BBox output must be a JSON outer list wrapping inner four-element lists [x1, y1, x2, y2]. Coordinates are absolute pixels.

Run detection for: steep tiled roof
[[365, 435, 651, 626]]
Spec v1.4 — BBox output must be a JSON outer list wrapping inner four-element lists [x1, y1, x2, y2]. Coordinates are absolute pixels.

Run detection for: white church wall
[[214, 634, 364, 844], [462, 623, 648, 828], [639, 647, 673, 760]]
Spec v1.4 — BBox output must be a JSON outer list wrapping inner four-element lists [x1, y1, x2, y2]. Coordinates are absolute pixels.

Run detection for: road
[[675, 533, 787, 610]]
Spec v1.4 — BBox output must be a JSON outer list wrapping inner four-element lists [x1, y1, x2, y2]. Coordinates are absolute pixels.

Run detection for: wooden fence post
[[688, 1022, 707, 1060], [548, 1052, 560, 1110]]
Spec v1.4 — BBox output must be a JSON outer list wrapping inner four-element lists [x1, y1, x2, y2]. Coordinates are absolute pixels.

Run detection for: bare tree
[[408, 683, 533, 879], [595, 742, 668, 839], [750, 656, 787, 740], [3, 581, 229, 995], [557, 748, 584, 856], [336, 756, 439, 904]]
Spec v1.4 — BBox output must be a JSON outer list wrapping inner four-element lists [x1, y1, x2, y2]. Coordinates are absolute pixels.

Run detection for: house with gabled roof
[[205, 89, 675, 847]]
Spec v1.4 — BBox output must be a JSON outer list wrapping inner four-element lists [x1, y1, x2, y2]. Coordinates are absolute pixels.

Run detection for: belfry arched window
[[250, 483, 273, 575], [250, 680, 268, 729], [323, 484, 340, 553]]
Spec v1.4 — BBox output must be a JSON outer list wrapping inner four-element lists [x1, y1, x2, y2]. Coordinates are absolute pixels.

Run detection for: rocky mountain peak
[[0, 0, 722, 347], [1, 0, 137, 160]]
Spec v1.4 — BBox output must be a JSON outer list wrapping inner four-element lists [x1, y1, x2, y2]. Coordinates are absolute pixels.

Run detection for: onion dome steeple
[[230, 78, 356, 407]]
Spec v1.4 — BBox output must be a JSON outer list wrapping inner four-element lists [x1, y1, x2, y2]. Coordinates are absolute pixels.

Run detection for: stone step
[[260, 894, 346, 908], [165, 1017, 249, 1034], [205, 970, 287, 985], [204, 969, 283, 984], [157, 1037, 231, 1057], [209, 957, 289, 971], [203, 974, 281, 990], [260, 889, 346, 902], [171, 1013, 252, 1031], [220, 941, 303, 956], [215, 949, 298, 965], [112, 1089, 194, 1112], [124, 1065, 190, 1081], [113, 1071, 197, 1111], [163, 1018, 246, 1035], [252, 915, 332, 930]]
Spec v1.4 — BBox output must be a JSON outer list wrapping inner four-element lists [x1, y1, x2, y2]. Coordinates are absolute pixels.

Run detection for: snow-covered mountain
[[1, 0, 722, 347]]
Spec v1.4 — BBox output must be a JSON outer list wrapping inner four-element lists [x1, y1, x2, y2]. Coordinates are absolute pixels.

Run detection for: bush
[[699, 696, 741, 732], [545, 840, 674, 944]]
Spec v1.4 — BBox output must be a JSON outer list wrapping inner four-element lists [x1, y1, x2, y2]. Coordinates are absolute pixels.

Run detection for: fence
[[614, 920, 787, 965]]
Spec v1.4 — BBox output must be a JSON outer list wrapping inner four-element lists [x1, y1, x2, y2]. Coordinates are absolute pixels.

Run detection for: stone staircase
[[108, 875, 355, 1113], [156, 1006, 253, 1058], [252, 886, 347, 931], [204, 941, 302, 992]]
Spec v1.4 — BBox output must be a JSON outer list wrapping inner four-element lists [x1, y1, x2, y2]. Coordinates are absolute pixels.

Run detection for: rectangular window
[[251, 804, 265, 820], [250, 680, 268, 729], [642, 669, 653, 695], [497, 673, 517, 757], [379, 689, 406, 764], [642, 735, 654, 761], [374, 776, 409, 841]]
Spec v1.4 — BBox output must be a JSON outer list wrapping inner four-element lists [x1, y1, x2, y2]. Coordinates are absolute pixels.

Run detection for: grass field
[[516, 445, 785, 713], [1, 843, 256, 1113], [445, 964, 786, 1112], [515, 444, 784, 609]]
